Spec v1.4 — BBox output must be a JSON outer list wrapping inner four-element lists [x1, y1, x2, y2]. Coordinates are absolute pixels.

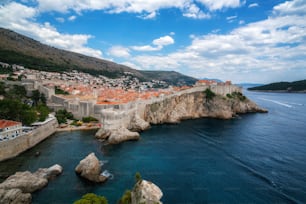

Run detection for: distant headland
[[248, 79, 306, 93]]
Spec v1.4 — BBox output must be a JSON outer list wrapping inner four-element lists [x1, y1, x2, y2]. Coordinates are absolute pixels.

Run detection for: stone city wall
[[0, 118, 58, 162]]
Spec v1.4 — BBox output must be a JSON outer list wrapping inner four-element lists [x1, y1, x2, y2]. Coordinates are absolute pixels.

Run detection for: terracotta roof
[[0, 120, 21, 129]]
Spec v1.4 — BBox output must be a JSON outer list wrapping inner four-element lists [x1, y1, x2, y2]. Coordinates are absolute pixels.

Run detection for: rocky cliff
[[144, 91, 267, 124], [97, 87, 267, 144]]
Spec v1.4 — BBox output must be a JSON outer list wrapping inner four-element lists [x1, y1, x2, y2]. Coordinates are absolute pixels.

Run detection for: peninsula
[[248, 79, 306, 93]]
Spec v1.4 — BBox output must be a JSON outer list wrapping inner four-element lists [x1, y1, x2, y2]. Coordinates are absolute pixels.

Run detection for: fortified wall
[[96, 85, 242, 129], [0, 117, 58, 162], [47, 84, 241, 128]]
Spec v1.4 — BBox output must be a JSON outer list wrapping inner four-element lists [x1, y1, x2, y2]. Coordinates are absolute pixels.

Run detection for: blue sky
[[0, 0, 306, 83]]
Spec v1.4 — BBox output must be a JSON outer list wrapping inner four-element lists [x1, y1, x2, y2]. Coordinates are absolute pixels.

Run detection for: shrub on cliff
[[82, 116, 99, 123], [204, 88, 216, 100], [232, 92, 246, 101], [119, 190, 132, 204], [73, 193, 108, 204], [135, 172, 142, 183]]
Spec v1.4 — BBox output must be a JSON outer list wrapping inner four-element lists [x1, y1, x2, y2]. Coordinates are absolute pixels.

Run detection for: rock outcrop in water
[[75, 153, 107, 183], [0, 164, 63, 204], [131, 180, 163, 204]]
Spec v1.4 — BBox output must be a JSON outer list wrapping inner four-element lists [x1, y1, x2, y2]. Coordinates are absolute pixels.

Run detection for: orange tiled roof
[[0, 120, 21, 129]]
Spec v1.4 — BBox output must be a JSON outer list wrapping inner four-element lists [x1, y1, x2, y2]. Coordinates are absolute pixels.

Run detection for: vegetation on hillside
[[0, 83, 50, 125], [0, 28, 197, 85], [55, 109, 74, 124], [54, 86, 69, 95], [226, 92, 247, 101], [204, 88, 216, 101], [248, 80, 306, 92]]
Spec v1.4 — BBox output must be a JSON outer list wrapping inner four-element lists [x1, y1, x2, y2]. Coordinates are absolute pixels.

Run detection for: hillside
[[248, 80, 306, 92], [0, 28, 197, 85]]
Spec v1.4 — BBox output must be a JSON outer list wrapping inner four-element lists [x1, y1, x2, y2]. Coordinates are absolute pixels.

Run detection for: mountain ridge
[[0, 28, 197, 85]]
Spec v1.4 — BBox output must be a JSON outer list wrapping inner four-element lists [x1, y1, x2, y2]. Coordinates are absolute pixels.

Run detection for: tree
[[135, 172, 142, 183], [36, 104, 50, 121], [20, 106, 37, 125], [40, 93, 47, 104], [5, 85, 27, 99], [31, 90, 40, 106], [119, 190, 132, 204], [0, 82, 5, 95], [73, 193, 108, 204], [0, 99, 37, 125]]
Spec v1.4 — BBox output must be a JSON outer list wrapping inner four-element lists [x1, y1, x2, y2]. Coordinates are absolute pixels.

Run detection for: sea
[[0, 89, 305, 204]]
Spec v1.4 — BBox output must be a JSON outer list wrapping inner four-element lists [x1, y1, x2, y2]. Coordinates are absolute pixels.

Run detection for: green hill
[[0, 28, 197, 86], [248, 80, 306, 92]]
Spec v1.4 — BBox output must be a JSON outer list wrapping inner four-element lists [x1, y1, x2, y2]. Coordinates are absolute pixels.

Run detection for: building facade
[[0, 120, 23, 141]]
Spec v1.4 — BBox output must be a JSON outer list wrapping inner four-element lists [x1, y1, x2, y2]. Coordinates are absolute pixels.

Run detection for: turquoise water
[[0, 90, 306, 203]]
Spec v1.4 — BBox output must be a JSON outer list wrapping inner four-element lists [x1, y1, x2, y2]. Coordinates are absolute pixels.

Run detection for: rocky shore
[[96, 89, 267, 144], [0, 164, 63, 204]]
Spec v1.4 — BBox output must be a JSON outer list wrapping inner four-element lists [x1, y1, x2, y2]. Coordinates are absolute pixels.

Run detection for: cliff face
[[97, 87, 267, 144], [144, 91, 267, 124]]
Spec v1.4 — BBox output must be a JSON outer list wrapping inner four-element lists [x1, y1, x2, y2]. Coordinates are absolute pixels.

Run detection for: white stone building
[[0, 120, 23, 141]]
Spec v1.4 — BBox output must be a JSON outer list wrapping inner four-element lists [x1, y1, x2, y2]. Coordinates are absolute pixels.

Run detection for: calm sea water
[[0, 90, 306, 204]]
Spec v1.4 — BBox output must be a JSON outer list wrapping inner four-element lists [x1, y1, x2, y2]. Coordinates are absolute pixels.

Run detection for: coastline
[[0, 118, 58, 162], [56, 125, 100, 132], [248, 90, 306, 93]]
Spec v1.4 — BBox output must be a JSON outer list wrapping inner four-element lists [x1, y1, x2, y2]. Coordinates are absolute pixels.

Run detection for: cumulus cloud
[[68, 15, 77, 21], [35, 0, 241, 19], [132, 35, 175, 51], [0, 2, 103, 58], [273, 0, 306, 16], [108, 46, 130, 58], [195, 0, 241, 11], [248, 3, 259, 8], [129, 0, 306, 83], [183, 3, 211, 19]]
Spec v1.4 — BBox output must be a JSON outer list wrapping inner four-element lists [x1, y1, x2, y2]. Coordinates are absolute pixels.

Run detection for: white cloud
[[131, 45, 161, 52], [138, 11, 157, 19], [273, 0, 306, 16], [183, 3, 211, 19], [129, 0, 306, 83], [35, 0, 240, 19], [226, 15, 237, 23], [132, 35, 175, 51], [195, 0, 241, 11], [248, 3, 259, 8], [226, 15, 237, 21], [108, 46, 130, 58], [68, 15, 77, 21], [0, 2, 103, 59], [153, 35, 175, 47], [56, 17, 65, 23]]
